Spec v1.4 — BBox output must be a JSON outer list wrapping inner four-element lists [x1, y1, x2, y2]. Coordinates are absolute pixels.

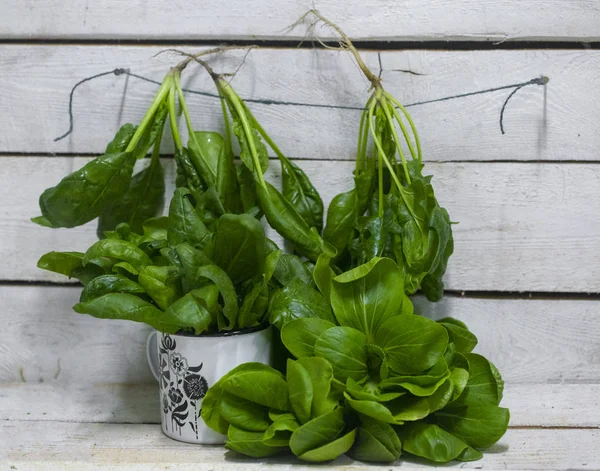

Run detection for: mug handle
[[146, 331, 160, 381]]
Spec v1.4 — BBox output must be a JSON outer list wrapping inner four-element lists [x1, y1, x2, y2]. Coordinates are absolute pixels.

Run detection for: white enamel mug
[[146, 325, 273, 444]]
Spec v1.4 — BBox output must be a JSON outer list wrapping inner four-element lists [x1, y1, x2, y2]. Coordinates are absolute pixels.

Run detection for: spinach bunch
[[322, 86, 453, 302], [202, 256, 509, 463], [36, 66, 321, 335], [196, 63, 335, 262]]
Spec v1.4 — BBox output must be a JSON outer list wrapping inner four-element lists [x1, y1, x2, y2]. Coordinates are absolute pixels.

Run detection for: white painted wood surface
[[1, 422, 598, 470], [2, 382, 598, 428], [1, 47, 598, 162], [1, 1, 599, 42], [2, 285, 598, 384], [4, 157, 599, 292]]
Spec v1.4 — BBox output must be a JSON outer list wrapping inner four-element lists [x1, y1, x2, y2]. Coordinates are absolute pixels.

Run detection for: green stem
[[168, 83, 183, 151], [356, 107, 368, 173], [220, 94, 233, 159], [380, 96, 411, 185], [174, 73, 216, 184], [126, 74, 172, 153], [368, 101, 418, 221], [384, 92, 422, 164], [367, 100, 384, 218], [384, 96, 417, 162], [217, 78, 266, 188], [246, 109, 286, 162]]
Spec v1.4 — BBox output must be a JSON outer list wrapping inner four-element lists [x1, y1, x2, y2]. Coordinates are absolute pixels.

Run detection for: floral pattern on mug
[[158, 334, 208, 438]]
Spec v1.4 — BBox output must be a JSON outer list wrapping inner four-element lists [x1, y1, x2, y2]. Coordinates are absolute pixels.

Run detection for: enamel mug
[[146, 325, 273, 444]]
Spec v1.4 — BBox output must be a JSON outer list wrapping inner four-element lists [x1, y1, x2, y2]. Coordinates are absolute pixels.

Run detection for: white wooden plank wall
[[0, 1, 598, 469]]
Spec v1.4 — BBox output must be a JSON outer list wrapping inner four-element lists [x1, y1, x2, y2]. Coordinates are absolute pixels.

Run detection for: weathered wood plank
[[4, 157, 600, 291], [1, 383, 597, 427], [1, 285, 598, 384], [1, 46, 598, 162], [1, 1, 598, 41], [1, 422, 598, 470]]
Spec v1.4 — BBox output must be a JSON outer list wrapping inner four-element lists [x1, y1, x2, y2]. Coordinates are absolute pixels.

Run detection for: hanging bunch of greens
[[300, 11, 454, 302], [188, 57, 335, 262], [34, 50, 321, 335], [202, 255, 509, 463]]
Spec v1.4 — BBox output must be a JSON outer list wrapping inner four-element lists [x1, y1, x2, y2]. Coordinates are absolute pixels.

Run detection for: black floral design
[[170, 353, 188, 375], [168, 386, 184, 405], [183, 373, 208, 400], [157, 334, 209, 439]]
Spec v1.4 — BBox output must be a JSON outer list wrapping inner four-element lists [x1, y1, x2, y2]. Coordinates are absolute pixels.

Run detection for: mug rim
[[171, 323, 270, 338]]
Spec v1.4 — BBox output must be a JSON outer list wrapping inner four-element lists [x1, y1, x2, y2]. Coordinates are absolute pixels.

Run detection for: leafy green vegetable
[[314, 326, 368, 382], [167, 187, 211, 250], [269, 280, 335, 330], [220, 365, 289, 411], [137, 265, 180, 310], [79, 274, 144, 302], [213, 214, 266, 285], [73, 293, 180, 333], [83, 238, 152, 271], [280, 157, 324, 232], [330, 257, 412, 342], [39, 151, 136, 228], [398, 422, 472, 463], [37, 251, 103, 284], [349, 416, 401, 463], [280, 318, 337, 359], [375, 315, 448, 374], [436, 405, 510, 448]]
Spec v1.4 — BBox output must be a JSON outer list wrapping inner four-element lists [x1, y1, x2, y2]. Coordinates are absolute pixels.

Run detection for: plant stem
[[125, 74, 172, 153], [167, 83, 183, 151], [220, 95, 233, 159], [384, 92, 422, 163], [217, 78, 266, 188], [174, 72, 216, 184], [367, 100, 384, 218], [380, 96, 411, 185]]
